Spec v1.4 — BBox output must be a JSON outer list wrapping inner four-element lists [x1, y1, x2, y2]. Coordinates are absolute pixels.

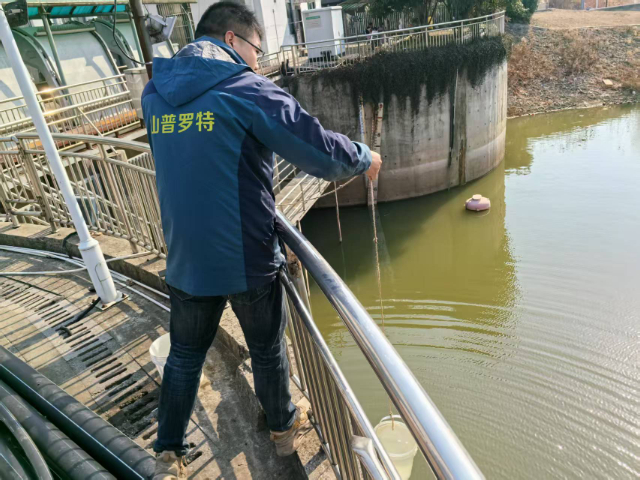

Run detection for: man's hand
[[366, 152, 382, 181]]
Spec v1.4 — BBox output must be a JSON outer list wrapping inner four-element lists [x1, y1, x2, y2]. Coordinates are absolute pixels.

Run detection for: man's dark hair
[[195, 2, 263, 41]]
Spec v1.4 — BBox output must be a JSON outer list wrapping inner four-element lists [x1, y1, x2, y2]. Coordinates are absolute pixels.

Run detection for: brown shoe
[[270, 399, 313, 457], [153, 451, 188, 480]]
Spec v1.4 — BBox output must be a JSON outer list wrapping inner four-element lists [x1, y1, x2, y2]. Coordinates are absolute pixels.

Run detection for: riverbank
[[506, 20, 639, 116]]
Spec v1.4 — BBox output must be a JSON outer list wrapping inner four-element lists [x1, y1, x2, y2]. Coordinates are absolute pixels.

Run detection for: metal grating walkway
[[0, 250, 304, 479]]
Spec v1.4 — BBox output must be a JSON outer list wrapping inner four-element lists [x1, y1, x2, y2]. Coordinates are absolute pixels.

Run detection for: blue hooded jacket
[[141, 37, 371, 296]]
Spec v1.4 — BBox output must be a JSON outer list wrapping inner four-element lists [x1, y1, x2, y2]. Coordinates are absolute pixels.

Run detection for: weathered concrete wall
[[289, 60, 507, 207]]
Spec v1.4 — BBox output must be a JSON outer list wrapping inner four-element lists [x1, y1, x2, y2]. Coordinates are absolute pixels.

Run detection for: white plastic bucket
[[149, 333, 204, 385], [374, 416, 418, 480]]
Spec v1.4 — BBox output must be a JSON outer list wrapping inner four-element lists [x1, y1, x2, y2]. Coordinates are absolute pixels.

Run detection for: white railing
[[0, 75, 140, 144], [258, 11, 505, 77], [0, 134, 165, 255]]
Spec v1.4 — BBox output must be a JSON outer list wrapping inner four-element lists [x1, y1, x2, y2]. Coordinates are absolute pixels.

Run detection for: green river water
[[302, 105, 640, 479]]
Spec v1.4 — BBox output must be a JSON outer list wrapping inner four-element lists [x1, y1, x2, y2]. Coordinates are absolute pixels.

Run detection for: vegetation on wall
[[286, 37, 507, 114], [369, 0, 538, 25]]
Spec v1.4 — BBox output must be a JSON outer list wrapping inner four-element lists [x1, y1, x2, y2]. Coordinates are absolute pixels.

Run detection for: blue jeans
[[154, 276, 297, 456]]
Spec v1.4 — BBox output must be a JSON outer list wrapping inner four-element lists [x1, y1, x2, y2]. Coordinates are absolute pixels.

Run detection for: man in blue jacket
[[142, 2, 381, 478]]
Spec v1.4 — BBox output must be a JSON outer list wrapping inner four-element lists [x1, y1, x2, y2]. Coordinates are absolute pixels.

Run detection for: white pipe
[[0, 6, 119, 305], [0, 246, 170, 311], [0, 251, 154, 276]]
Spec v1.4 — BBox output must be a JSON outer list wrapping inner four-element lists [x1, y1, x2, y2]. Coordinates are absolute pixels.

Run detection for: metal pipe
[[128, 0, 154, 77], [0, 430, 33, 479], [182, 4, 195, 42], [0, 400, 52, 480], [287, 11, 505, 47], [0, 381, 114, 480], [276, 212, 484, 480], [0, 8, 120, 305], [40, 8, 67, 85], [0, 74, 127, 98], [280, 271, 400, 480], [0, 345, 155, 480], [15, 131, 151, 154], [128, 9, 144, 61], [351, 435, 388, 480]]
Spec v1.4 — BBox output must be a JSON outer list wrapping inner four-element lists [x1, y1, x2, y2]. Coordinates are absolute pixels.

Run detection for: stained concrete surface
[[0, 249, 306, 479]]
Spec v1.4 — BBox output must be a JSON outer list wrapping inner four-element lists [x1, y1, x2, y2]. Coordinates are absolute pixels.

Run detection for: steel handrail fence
[[0, 75, 140, 143], [0, 132, 483, 479], [257, 11, 505, 77], [0, 133, 164, 253]]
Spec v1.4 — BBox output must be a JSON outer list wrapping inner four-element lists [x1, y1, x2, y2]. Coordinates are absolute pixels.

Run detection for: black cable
[[59, 297, 101, 336], [0, 401, 53, 480], [112, 0, 145, 66], [61, 231, 78, 258]]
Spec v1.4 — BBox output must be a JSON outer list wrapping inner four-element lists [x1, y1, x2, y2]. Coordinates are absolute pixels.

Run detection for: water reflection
[[302, 105, 640, 479], [304, 155, 521, 357]]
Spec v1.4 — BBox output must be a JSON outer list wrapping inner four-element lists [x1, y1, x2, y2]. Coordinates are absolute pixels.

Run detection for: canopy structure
[[0, 0, 189, 94], [339, 0, 368, 13], [0, 0, 196, 16]]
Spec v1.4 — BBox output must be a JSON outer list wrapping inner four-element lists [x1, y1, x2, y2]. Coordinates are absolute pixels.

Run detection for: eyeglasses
[[233, 32, 264, 56]]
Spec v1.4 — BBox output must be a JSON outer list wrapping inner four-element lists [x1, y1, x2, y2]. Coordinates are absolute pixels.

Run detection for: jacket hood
[[151, 37, 251, 107]]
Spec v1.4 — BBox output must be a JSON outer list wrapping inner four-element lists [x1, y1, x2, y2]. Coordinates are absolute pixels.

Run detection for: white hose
[[0, 246, 170, 312]]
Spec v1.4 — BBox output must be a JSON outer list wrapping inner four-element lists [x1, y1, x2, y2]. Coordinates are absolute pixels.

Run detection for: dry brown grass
[[507, 30, 600, 87], [507, 39, 554, 89], [617, 55, 640, 91], [558, 31, 600, 74], [507, 26, 639, 115]]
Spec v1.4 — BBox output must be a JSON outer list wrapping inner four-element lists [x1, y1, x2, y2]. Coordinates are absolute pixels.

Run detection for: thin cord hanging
[[368, 177, 395, 430], [364, 99, 395, 430]]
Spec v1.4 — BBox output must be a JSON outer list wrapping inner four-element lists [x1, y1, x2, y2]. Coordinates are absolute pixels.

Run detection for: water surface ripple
[[303, 106, 640, 479]]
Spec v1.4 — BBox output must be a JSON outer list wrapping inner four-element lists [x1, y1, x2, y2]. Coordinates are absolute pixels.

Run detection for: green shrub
[[506, 0, 533, 23]]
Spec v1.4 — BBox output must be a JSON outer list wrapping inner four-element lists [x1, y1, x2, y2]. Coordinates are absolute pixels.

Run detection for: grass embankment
[[508, 22, 639, 116]]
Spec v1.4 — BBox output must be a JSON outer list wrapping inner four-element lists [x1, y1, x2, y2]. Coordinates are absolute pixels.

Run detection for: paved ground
[[531, 9, 640, 28], [0, 249, 304, 479]]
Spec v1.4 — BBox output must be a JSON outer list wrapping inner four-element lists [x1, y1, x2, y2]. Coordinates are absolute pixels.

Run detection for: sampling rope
[[365, 99, 395, 429], [275, 175, 359, 208]]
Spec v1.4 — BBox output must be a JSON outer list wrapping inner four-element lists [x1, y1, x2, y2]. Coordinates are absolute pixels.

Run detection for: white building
[[188, 0, 296, 54]]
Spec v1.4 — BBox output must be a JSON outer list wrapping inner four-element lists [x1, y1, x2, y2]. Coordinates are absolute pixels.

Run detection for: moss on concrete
[[287, 36, 508, 114]]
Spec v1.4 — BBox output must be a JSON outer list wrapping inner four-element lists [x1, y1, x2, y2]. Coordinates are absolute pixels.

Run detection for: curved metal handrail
[[7, 132, 152, 154], [276, 210, 484, 480], [0, 131, 484, 478], [286, 11, 506, 48]]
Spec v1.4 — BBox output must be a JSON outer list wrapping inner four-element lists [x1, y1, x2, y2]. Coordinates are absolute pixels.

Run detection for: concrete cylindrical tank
[[289, 60, 507, 206]]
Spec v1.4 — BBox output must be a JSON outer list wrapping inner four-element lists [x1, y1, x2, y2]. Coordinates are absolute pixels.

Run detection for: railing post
[[0, 174, 19, 228], [0, 8, 122, 307], [292, 45, 300, 74], [127, 8, 145, 63], [15, 138, 57, 232], [100, 146, 138, 247], [40, 8, 67, 85], [351, 436, 389, 480], [182, 3, 195, 43]]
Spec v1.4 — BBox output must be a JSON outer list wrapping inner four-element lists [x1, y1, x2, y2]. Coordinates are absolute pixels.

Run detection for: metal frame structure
[[257, 11, 505, 77], [0, 131, 484, 479], [0, 74, 139, 140], [0, 7, 121, 305], [155, 2, 194, 49]]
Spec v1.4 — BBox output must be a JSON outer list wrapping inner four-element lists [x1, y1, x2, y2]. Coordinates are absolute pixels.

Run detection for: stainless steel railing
[[0, 132, 484, 479], [0, 133, 165, 254], [0, 75, 139, 143], [257, 11, 505, 78], [277, 211, 483, 479]]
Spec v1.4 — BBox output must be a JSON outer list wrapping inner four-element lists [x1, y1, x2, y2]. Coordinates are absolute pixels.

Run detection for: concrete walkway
[[0, 249, 305, 479]]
